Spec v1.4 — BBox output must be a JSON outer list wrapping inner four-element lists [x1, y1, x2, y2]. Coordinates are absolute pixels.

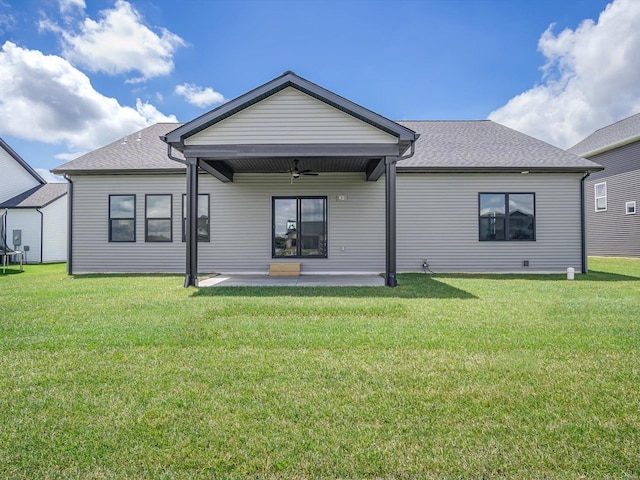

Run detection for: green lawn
[[1, 258, 639, 478]]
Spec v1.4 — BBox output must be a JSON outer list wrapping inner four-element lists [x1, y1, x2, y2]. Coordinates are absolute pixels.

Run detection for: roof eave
[[397, 165, 605, 173], [52, 168, 186, 175], [575, 133, 640, 158]]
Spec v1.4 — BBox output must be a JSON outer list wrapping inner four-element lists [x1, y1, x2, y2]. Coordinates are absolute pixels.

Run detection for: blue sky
[[1, 0, 638, 181]]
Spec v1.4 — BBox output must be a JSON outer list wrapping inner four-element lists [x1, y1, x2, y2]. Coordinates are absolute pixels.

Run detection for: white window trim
[[594, 182, 607, 212], [626, 201, 636, 215]]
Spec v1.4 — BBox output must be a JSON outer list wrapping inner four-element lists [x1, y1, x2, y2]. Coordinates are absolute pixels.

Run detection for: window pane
[[110, 195, 135, 218], [111, 219, 135, 241], [480, 216, 505, 240], [480, 194, 505, 216], [147, 195, 171, 218], [595, 183, 606, 197], [274, 198, 297, 256], [509, 194, 535, 240], [197, 195, 209, 241], [147, 219, 171, 242], [183, 194, 210, 242], [300, 198, 326, 256], [627, 202, 636, 214], [596, 197, 606, 210]]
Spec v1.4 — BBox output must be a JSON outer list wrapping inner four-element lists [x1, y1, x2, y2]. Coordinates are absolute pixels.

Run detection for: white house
[[53, 72, 602, 286], [0, 138, 68, 264]]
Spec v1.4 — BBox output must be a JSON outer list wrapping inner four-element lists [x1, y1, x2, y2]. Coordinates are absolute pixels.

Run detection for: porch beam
[[183, 143, 402, 159], [385, 156, 398, 287], [184, 157, 199, 288], [198, 159, 233, 183], [365, 158, 385, 181]]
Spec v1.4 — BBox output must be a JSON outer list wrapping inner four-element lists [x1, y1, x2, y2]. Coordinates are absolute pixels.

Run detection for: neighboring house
[[568, 113, 640, 258], [0, 138, 68, 263], [53, 71, 601, 286]]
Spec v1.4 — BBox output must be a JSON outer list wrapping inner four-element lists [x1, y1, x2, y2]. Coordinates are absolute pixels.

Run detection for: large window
[[182, 194, 210, 242], [595, 182, 607, 211], [109, 195, 136, 242], [479, 193, 535, 241], [273, 197, 327, 257], [145, 194, 172, 242]]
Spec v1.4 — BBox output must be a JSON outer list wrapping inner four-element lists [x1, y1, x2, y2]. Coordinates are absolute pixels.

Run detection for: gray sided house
[[0, 138, 68, 263], [568, 113, 640, 258], [53, 72, 601, 285]]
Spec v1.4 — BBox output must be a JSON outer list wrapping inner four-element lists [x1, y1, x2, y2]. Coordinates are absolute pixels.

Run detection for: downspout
[[384, 135, 419, 287], [63, 174, 73, 275], [580, 171, 591, 274], [166, 143, 187, 165], [36, 208, 43, 263]]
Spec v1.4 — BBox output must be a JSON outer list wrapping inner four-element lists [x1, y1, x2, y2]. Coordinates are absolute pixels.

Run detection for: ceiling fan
[[286, 159, 319, 183]]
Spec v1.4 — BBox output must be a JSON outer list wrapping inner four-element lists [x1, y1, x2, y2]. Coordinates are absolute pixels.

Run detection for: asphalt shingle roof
[[397, 120, 601, 171], [0, 183, 68, 208], [567, 113, 640, 157], [53, 120, 601, 174], [53, 123, 184, 173]]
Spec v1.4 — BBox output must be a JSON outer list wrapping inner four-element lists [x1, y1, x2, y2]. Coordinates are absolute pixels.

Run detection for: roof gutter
[[63, 174, 73, 275], [388, 134, 419, 164], [165, 143, 188, 165], [578, 133, 640, 158], [581, 170, 591, 274]]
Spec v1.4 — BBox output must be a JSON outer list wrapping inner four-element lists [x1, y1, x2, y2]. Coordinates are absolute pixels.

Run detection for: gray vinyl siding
[[185, 87, 396, 146], [70, 173, 386, 274], [70, 172, 585, 274], [396, 173, 584, 272], [0, 147, 41, 203], [585, 141, 640, 257]]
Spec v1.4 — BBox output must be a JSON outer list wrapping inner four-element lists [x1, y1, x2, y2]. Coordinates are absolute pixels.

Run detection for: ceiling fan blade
[[302, 172, 319, 176], [298, 168, 312, 174]]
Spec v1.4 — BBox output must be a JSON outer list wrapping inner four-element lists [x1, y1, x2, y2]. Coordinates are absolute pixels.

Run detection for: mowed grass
[[0, 258, 639, 478]]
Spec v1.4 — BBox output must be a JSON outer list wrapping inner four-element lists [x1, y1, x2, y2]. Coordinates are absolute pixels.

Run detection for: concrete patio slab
[[198, 274, 385, 287]]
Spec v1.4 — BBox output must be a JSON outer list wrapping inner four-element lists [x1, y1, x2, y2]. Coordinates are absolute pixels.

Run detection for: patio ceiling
[[201, 156, 378, 174]]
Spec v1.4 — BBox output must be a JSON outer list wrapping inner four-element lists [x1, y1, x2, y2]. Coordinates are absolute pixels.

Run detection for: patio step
[[269, 262, 301, 276]]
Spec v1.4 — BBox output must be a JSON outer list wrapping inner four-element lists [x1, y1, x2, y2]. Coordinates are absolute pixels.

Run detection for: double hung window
[[145, 194, 172, 242], [595, 182, 607, 211], [109, 195, 136, 242]]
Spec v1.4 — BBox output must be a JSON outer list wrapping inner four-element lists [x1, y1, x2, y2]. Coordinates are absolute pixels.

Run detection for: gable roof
[[397, 120, 602, 172], [163, 71, 417, 149], [0, 137, 45, 184], [53, 123, 184, 174], [568, 113, 640, 157], [0, 183, 68, 208]]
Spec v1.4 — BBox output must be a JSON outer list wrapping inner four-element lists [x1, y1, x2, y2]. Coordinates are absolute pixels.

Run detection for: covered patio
[[162, 71, 417, 288], [198, 273, 385, 287]]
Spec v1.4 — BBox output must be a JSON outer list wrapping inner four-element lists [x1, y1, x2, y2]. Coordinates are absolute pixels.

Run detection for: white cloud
[[175, 83, 226, 108], [36, 168, 66, 183], [489, 0, 640, 148], [54, 151, 88, 161], [0, 41, 177, 151], [41, 0, 185, 82], [59, 0, 85, 14]]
